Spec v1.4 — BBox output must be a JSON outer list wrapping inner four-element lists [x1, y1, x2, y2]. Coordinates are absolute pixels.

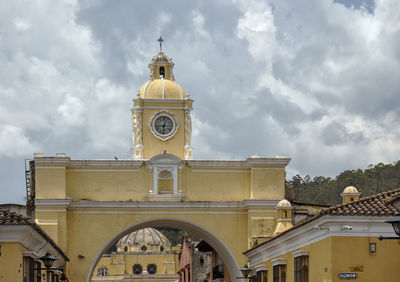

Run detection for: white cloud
[[0, 125, 38, 157], [1, 0, 400, 203]]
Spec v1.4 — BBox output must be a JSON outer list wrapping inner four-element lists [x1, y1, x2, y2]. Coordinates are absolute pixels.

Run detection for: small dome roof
[[139, 79, 187, 100], [343, 186, 359, 194], [117, 228, 171, 247], [277, 199, 291, 208]]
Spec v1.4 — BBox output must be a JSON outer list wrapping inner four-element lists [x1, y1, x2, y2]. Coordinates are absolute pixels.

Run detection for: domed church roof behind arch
[[117, 228, 171, 247]]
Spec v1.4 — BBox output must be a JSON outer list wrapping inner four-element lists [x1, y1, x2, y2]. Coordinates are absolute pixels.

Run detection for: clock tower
[[131, 38, 193, 160]]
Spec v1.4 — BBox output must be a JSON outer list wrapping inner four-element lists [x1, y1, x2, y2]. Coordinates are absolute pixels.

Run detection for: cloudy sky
[[1, 0, 399, 203]]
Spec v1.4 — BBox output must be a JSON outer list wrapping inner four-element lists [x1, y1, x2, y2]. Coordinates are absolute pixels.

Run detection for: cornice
[[187, 160, 248, 168], [47, 199, 280, 210], [33, 157, 290, 169], [242, 199, 280, 209], [0, 225, 67, 267], [34, 157, 70, 165], [245, 215, 398, 265], [133, 98, 194, 103], [187, 158, 291, 168], [34, 158, 145, 168], [35, 198, 72, 208], [246, 158, 291, 167], [34, 198, 282, 210]]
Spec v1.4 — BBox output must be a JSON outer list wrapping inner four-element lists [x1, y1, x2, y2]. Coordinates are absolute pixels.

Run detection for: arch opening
[[86, 218, 240, 282]]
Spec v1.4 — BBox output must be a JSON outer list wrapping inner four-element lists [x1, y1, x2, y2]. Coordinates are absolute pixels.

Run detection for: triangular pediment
[[148, 153, 182, 165]]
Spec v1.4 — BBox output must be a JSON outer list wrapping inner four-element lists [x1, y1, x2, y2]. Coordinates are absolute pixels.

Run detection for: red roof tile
[[244, 188, 400, 254]]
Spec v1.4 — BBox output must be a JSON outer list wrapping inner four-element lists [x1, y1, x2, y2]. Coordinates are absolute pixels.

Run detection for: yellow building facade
[[0, 208, 68, 281], [29, 46, 291, 281], [92, 228, 180, 281], [244, 188, 400, 282]]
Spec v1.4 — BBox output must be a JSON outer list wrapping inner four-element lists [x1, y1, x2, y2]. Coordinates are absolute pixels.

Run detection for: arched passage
[[86, 217, 241, 282]]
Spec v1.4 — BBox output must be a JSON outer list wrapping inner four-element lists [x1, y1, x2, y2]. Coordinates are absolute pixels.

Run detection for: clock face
[[154, 116, 174, 135]]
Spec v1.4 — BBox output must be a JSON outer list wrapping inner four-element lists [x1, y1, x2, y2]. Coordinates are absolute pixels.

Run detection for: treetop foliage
[[288, 161, 400, 206]]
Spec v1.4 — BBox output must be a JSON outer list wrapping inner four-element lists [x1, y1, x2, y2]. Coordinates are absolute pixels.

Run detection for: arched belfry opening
[[86, 218, 240, 282], [159, 66, 165, 78]]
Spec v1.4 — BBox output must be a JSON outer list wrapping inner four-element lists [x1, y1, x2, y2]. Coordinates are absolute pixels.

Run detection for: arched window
[[160, 246, 164, 252], [158, 169, 174, 194], [159, 67, 165, 77], [133, 264, 143, 275], [141, 245, 147, 252], [124, 246, 128, 252], [147, 264, 157, 274]]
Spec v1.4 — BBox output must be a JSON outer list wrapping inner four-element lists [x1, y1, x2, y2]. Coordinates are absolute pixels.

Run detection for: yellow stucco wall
[[36, 166, 66, 199], [331, 236, 400, 282], [0, 242, 26, 282], [256, 236, 400, 282], [33, 154, 288, 281], [93, 251, 180, 279], [34, 164, 284, 202], [61, 211, 249, 281]]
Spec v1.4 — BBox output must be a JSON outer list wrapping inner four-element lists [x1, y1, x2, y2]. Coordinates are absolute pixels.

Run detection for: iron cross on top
[[157, 36, 164, 52]]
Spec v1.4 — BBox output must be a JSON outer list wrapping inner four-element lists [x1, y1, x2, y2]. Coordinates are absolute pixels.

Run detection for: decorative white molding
[[70, 160, 144, 168], [132, 108, 143, 159], [36, 166, 66, 170], [33, 158, 145, 168], [35, 199, 72, 208], [245, 215, 399, 266], [68, 210, 249, 215], [145, 194, 184, 202], [0, 225, 67, 267], [271, 258, 287, 266], [251, 167, 284, 171], [191, 169, 250, 173], [188, 160, 248, 168], [34, 157, 70, 165], [254, 264, 268, 272], [148, 110, 180, 141], [243, 200, 280, 209], [66, 199, 280, 210], [246, 158, 291, 167], [292, 251, 309, 258], [133, 98, 194, 103], [67, 169, 140, 172]]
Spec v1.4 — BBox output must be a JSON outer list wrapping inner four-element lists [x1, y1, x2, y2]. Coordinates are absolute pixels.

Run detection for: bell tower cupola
[[131, 37, 193, 160]]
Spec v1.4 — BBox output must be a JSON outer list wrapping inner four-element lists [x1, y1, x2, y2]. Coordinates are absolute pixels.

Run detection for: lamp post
[[39, 252, 57, 281], [237, 265, 256, 280], [35, 252, 69, 281], [379, 213, 400, 240]]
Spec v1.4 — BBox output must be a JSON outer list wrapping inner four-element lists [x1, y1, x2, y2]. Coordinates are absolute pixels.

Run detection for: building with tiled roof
[[244, 187, 400, 282], [0, 208, 69, 281]]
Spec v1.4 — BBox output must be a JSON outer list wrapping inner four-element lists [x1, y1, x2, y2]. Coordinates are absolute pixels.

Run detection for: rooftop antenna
[[157, 36, 164, 52]]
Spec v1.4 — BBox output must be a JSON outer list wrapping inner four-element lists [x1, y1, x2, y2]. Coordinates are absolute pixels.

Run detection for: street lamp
[[237, 265, 255, 280], [379, 213, 400, 240], [39, 252, 58, 269], [39, 253, 58, 282]]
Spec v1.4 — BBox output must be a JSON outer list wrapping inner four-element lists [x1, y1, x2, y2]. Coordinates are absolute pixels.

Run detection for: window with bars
[[273, 265, 286, 282], [294, 256, 309, 282]]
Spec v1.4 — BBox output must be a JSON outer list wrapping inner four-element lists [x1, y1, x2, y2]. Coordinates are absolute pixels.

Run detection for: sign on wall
[[339, 272, 358, 280]]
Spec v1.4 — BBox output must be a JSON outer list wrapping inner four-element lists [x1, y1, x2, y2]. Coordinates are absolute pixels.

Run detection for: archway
[[86, 217, 241, 282]]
